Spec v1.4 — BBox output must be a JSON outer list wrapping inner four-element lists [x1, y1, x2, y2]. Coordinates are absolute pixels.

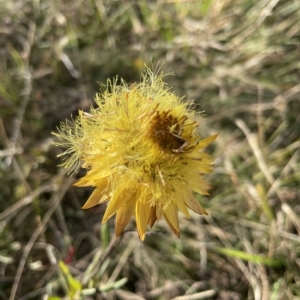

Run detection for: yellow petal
[[82, 161, 90, 168], [102, 187, 133, 223], [195, 133, 218, 151], [156, 205, 163, 220], [197, 164, 214, 173], [189, 176, 211, 195], [172, 182, 191, 217], [163, 203, 180, 238], [115, 198, 136, 237], [175, 196, 190, 218], [197, 152, 214, 161], [184, 194, 208, 215], [82, 186, 109, 209], [136, 194, 152, 241], [148, 206, 157, 228], [74, 174, 109, 187]]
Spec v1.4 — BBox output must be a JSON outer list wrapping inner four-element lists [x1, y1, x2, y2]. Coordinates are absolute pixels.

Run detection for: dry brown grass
[[0, 0, 299, 299]]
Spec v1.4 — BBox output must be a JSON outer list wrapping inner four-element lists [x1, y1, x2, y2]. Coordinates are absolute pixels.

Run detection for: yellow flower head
[[53, 69, 217, 240]]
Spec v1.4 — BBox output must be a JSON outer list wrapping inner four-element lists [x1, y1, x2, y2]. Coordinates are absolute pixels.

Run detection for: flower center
[[148, 110, 187, 152]]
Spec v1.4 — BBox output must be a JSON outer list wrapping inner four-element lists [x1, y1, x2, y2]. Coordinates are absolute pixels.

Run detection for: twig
[[107, 238, 136, 284], [82, 235, 121, 285], [235, 119, 275, 185], [172, 290, 216, 300], [0, 148, 23, 157], [5, 70, 32, 166], [0, 182, 57, 221]]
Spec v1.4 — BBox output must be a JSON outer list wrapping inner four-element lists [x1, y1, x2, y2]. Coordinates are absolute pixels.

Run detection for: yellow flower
[[53, 69, 217, 240]]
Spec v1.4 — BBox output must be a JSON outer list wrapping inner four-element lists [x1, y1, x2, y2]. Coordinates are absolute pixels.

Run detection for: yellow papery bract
[[163, 203, 180, 238], [184, 194, 208, 215], [148, 206, 157, 228], [53, 68, 217, 240], [102, 185, 134, 223], [116, 198, 136, 237], [82, 184, 109, 209], [194, 133, 218, 151], [136, 195, 152, 240], [173, 182, 198, 214]]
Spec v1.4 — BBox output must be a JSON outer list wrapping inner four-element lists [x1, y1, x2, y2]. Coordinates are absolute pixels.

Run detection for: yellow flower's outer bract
[[53, 69, 217, 240]]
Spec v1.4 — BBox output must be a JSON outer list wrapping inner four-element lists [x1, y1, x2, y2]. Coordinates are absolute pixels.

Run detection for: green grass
[[0, 0, 299, 299]]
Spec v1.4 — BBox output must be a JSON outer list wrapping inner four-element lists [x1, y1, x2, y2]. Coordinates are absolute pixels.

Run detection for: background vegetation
[[0, 0, 299, 299]]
